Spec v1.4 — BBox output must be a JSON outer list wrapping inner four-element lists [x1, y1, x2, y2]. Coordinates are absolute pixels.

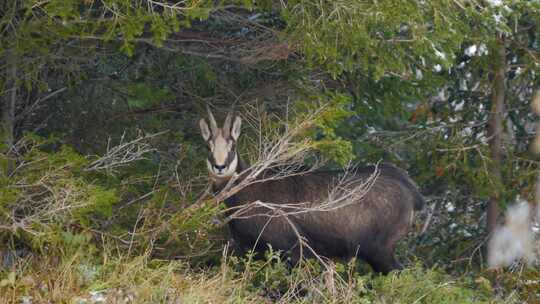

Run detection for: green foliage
[[80, 185, 118, 220], [0, 132, 225, 264], [174, 56, 219, 97], [284, 0, 470, 78], [370, 265, 513, 304], [295, 91, 355, 166], [0, 0, 223, 96], [242, 247, 292, 296], [0, 135, 119, 250], [124, 82, 173, 109]]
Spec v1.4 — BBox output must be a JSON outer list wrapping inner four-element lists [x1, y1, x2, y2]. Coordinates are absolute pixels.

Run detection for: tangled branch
[[85, 131, 166, 173]]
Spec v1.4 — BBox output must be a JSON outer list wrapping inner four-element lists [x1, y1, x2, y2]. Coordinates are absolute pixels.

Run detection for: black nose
[[214, 164, 226, 171]]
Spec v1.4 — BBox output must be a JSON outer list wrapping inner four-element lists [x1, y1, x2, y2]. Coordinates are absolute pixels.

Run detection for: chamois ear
[[231, 116, 242, 141], [199, 118, 211, 141]]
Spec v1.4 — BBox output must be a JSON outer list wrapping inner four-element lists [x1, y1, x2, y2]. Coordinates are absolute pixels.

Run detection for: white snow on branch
[[415, 69, 423, 80], [486, 0, 503, 6], [431, 43, 447, 61], [478, 44, 488, 56], [434, 49, 446, 60], [465, 45, 477, 57], [465, 44, 488, 57]]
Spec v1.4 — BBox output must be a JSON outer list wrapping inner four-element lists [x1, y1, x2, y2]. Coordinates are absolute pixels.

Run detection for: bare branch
[[15, 87, 67, 121], [84, 131, 167, 173]]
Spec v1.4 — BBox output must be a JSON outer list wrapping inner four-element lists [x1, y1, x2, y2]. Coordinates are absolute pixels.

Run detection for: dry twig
[[85, 131, 166, 173]]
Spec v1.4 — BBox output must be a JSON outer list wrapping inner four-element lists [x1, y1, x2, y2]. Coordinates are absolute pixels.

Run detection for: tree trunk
[[486, 38, 506, 237], [1, 51, 17, 176]]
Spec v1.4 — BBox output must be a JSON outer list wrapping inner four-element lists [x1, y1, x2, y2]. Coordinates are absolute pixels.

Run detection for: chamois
[[199, 109, 424, 273]]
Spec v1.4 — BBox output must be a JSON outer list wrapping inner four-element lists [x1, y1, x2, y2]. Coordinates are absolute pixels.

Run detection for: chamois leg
[[368, 207, 411, 274], [287, 242, 308, 267], [364, 250, 402, 274], [227, 238, 247, 257]]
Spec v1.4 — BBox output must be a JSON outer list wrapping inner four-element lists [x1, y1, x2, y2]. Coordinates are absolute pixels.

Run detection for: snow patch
[[476, 131, 488, 144], [90, 291, 106, 303], [415, 69, 423, 80], [460, 78, 468, 91], [460, 126, 473, 137], [432, 43, 447, 60], [453, 100, 465, 111], [487, 0, 503, 6], [465, 45, 477, 56], [493, 13, 504, 24], [434, 49, 446, 60], [22, 296, 32, 304], [478, 44, 489, 56]]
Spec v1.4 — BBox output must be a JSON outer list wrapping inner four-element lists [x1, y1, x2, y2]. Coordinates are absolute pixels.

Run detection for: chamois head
[[199, 108, 242, 179]]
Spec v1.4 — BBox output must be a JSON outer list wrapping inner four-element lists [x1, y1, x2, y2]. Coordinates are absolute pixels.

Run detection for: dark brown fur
[[220, 160, 424, 274]]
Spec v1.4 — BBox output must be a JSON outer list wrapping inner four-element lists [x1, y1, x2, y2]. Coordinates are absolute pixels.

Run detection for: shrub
[[0, 136, 118, 253]]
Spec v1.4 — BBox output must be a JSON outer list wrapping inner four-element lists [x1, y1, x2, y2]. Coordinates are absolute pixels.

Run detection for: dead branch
[[219, 162, 379, 223], [84, 131, 167, 173]]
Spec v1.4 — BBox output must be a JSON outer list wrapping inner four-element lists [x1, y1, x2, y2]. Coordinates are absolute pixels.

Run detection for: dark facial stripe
[[225, 144, 236, 165]]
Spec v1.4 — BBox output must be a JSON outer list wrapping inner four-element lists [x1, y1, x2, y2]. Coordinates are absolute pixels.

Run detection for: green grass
[[0, 246, 525, 304]]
